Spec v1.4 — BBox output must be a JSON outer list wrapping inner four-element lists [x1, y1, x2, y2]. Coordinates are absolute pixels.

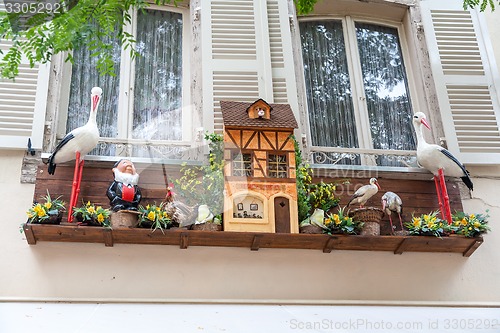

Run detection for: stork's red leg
[[68, 151, 81, 223], [398, 213, 404, 231], [434, 176, 445, 221], [438, 168, 452, 224], [388, 214, 395, 235], [75, 159, 85, 214]]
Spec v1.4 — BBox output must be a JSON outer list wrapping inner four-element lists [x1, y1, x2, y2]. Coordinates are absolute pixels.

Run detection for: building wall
[[1, 7, 500, 305]]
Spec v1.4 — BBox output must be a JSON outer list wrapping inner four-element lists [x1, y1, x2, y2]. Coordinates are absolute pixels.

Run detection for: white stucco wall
[[0, 149, 499, 305]]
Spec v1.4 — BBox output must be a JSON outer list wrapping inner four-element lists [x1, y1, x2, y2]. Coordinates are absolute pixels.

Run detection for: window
[[62, 5, 191, 159], [232, 152, 252, 177], [267, 154, 287, 178], [300, 16, 416, 167]]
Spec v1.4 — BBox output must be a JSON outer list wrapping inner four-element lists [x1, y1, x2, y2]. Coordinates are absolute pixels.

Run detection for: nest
[[349, 207, 384, 223]]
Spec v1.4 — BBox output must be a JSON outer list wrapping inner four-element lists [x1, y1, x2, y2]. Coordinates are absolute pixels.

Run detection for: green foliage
[[294, 0, 320, 15], [0, 0, 176, 79], [72, 201, 111, 227], [293, 135, 312, 222], [451, 210, 490, 237], [138, 202, 172, 231], [463, 0, 497, 11], [307, 181, 340, 212], [174, 133, 224, 218], [405, 211, 451, 238], [26, 191, 65, 223], [324, 207, 363, 235]]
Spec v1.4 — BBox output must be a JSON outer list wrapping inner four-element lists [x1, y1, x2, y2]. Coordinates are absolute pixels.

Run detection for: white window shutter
[[420, 0, 500, 164], [0, 41, 49, 150], [201, 0, 274, 133]]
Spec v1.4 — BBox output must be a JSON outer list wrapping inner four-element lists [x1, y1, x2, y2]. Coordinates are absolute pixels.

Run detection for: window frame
[[298, 12, 425, 169], [55, 3, 192, 161]]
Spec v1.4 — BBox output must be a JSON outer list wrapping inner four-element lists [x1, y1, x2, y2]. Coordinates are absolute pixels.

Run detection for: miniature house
[[220, 99, 299, 233]]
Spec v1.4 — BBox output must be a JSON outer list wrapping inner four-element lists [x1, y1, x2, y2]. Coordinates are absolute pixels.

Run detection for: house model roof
[[220, 100, 298, 129]]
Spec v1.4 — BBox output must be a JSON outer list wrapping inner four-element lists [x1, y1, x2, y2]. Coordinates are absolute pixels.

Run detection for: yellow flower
[[27, 212, 33, 218], [146, 204, 150, 210], [325, 218, 332, 226], [333, 214, 341, 225], [473, 221, 481, 228], [162, 212, 169, 218], [44, 202, 52, 209], [147, 211, 156, 221], [468, 227, 472, 230], [413, 217, 421, 228], [34, 204, 43, 213], [86, 201, 91, 207], [37, 209, 46, 218], [469, 214, 476, 219], [156, 207, 161, 212], [427, 220, 435, 228], [97, 213, 105, 223], [461, 218, 468, 226], [87, 206, 95, 214]]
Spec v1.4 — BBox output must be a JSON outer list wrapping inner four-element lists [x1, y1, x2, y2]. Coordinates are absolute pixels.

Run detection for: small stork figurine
[[412, 112, 473, 224], [381, 191, 403, 234], [347, 178, 381, 208], [47, 87, 102, 222]]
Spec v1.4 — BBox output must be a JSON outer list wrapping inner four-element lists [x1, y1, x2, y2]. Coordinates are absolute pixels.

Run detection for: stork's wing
[[53, 132, 75, 152], [439, 148, 473, 191]]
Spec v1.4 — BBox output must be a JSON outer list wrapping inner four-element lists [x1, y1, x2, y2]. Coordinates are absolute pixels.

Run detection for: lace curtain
[[300, 20, 416, 166], [132, 9, 183, 142], [67, 9, 183, 157], [67, 26, 121, 156]]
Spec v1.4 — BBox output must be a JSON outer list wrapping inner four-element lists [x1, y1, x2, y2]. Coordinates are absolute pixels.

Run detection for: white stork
[[347, 178, 381, 208], [381, 191, 403, 233], [412, 112, 473, 224], [47, 87, 102, 222]]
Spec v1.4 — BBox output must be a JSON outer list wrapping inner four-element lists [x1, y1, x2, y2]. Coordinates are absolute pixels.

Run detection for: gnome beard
[[113, 169, 139, 187]]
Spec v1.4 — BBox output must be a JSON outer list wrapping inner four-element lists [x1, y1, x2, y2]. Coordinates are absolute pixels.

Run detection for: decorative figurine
[[381, 191, 404, 233], [107, 159, 142, 212], [347, 178, 380, 208], [47, 87, 102, 222]]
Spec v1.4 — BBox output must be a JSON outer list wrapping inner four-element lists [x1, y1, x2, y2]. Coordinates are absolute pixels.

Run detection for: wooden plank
[[462, 237, 483, 257], [24, 224, 483, 255], [103, 228, 114, 247], [394, 238, 408, 255], [23, 223, 36, 245], [322, 236, 336, 253], [251, 235, 262, 251], [180, 233, 189, 249]]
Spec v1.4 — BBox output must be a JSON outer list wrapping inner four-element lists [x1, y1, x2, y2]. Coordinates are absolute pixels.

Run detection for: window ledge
[[22, 223, 483, 257]]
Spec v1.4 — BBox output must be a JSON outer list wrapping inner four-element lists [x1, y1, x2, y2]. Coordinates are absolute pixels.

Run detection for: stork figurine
[[347, 178, 381, 208], [381, 191, 403, 234], [412, 112, 473, 224], [47, 87, 102, 222]]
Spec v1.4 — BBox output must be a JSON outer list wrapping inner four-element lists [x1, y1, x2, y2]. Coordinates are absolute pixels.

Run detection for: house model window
[[246, 99, 272, 120], [268, 154, 288, 178], [232, 152, 252, 177]]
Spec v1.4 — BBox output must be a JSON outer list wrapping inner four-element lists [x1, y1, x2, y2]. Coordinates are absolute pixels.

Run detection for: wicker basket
[[349, 207, 384, 236], [110, 210, 140, 228]]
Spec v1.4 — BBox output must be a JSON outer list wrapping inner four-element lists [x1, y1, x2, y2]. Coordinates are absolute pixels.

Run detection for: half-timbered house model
[[220, 99, 299, 233]]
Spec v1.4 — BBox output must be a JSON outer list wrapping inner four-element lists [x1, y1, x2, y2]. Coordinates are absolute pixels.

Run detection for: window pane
[[132, 9, 183, 142], [300, 20, 359, 150], [67, 24, 121, 156], [355, 23, 416, 165]]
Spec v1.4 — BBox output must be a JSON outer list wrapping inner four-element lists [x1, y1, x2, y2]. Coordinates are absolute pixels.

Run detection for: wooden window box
[[22, 223, 483, 257]]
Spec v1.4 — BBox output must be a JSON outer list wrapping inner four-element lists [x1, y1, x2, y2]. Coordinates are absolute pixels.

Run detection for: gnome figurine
[[107, 159, 142, 212]]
